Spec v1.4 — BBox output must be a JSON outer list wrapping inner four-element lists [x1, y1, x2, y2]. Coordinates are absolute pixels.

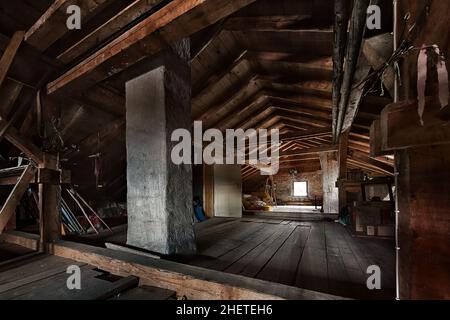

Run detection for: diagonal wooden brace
[[0, 165, 37, 233]]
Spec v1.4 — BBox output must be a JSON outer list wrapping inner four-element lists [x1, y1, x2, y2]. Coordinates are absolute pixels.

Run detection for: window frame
[[293, 181, 308, 197]]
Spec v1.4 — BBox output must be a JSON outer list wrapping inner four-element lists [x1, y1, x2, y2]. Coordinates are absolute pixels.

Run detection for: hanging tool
[[71, 188, 112, 232], [88, 132, 103, 189], [61, 194, 85, 234], [65, 188, 99, 234]]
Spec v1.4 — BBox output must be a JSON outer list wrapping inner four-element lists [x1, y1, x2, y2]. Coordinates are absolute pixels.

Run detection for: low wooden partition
[[50, 240, 344, 300], [1, 231, 345, 300], [0, 231, 39, 251]]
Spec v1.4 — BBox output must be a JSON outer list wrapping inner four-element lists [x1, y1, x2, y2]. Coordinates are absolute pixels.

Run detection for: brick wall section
[[272, 170, 323, 204]]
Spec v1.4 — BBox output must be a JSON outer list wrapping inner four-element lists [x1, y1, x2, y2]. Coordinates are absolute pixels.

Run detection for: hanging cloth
[[417, 44, 449, 125]]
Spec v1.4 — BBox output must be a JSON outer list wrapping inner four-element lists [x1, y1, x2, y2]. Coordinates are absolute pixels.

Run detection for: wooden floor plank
[[294, 222, 328, 292], [0, 252, 42, 273], [192, 221, 265, 263], [198, 224, 277, 270], [0, 265, 138, 300], [195, 219, 240, 239], [0, 242, 34, 263], [224, 224, 289, 274], [289, 221, 312, 227], [227, 222, 268, 241], [340, 227, 378, 275], [305, 221, 326, 249], [326, 246, 351, 296], [325, 223, 350, 249], [337, 224, 395, 298], [198, 220, 263, 245], [198, 238, 244, 258], [239, 225, 296, 278], [295, 245, 329, 293], [241, 218, 284, 224], [354, 238, 395, 291], [113, 285, 175, 300], [257, 226, 311, 285], [170, 217, 395, 299], [0, 255, 85, 291]]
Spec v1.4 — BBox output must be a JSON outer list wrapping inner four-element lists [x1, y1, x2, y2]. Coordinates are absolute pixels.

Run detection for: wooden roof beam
[[190, 19, 226, 61], [348, 149, 394, 176], [278, 161, 322, 171], [195, 75, 260, 126], [56, 0, 166, 64], [193, 50, 332, 100], [238, 107, 326, 133], [248, 114, 282, 132], [215, 95, 333, 133], [280, 144, 337, 158], [257, 76, 332, 97], [0, 118, 43, 164], [25, 0, 110, 52], [235, 29, 333, 56], [215, 92, 270, 131], [280, 129, 332, 142], [47, 0, 258, 96], [64, 117, 125, 162], [216, 88, 332, 128], [273, 103, 332, 120], [209, 84, 333, 130], [347, 158, 385, 175], [223, 15, 312, 31]]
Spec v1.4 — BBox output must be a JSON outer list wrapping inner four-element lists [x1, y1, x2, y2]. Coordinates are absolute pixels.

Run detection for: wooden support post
[[338, 131, 349, 180], [396, 146, 450, 299], [332, 0, 350, 139], [38, 154, 61, 251], [319, 151, 339, 214], [338, 130, 349, 210], [383, 0, 450, 299], [203, 164, 215, 218]]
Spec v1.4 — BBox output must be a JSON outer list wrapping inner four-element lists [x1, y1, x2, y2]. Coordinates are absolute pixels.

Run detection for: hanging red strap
[[417, 44, 449, 126], [94, 154, 102, 189]]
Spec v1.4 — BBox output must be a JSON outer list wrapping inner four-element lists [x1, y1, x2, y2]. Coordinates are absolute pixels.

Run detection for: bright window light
[[293, 181, 308, 197]]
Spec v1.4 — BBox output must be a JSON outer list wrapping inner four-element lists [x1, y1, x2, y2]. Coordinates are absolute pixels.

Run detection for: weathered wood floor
[[0, 244, 175, 300], [5, 217, 394, 300], [0, 242, 34, 263], [173, 217, 395, 300]]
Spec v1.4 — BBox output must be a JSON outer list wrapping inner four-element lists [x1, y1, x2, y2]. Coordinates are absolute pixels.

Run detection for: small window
[[293, 181, 308, 197]]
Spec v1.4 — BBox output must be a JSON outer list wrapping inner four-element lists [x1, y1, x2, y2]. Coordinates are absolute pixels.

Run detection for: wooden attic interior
[[0, 0, 449, 300]]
